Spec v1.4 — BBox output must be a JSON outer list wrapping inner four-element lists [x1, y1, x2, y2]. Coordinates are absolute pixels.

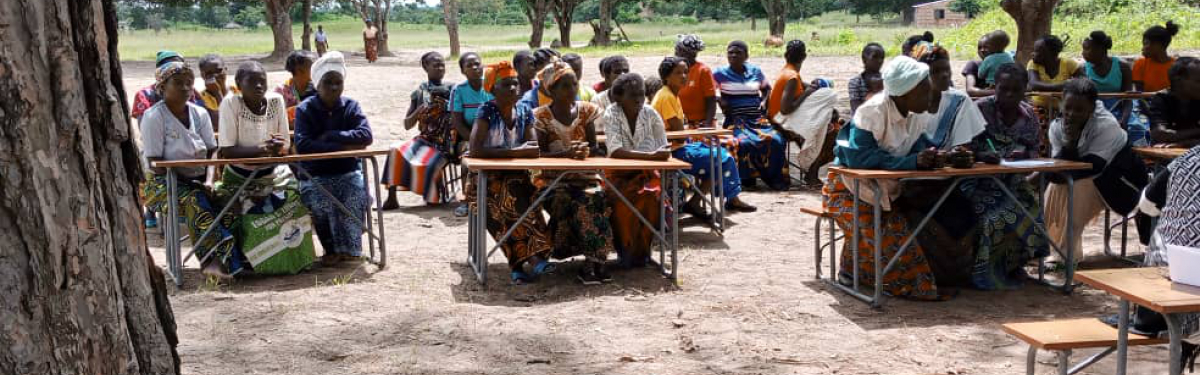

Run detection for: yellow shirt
[[1027, 58, 1079, 108], [651, 87, 685, 123]]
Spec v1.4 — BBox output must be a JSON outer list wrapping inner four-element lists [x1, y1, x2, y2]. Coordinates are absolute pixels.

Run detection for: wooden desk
[[463, 156, 688, 286], [1134, 147, 1188, 161], [153, 149, 390, 286], [824, 159, 1092, 308], [1026, 92, 1156, 100], [1078, 267, 1200, 375], [596, 128, 733, 144], [829, 159, 1091, 179]]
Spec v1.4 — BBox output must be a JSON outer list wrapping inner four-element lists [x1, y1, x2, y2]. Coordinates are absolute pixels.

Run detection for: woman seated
[[140, 61, 241, 279], [823, 56, 945, 300], [466, 61, 555, 285], [533, 62, 617, 285], [216, 61, 293, 211], [275, 50, 318, 127], [654, 57, 755, 220], [1133, 21, 1179, 93], [714, 40, 789, 190], [1028, 35, 1083, 156], [960, 63, 1051, 289], [1081, 31, 1136, 128], [383, 52, 456, 208], [1148, 57, 1200, 148], [913, 45, 987, 151], [1043, 79, 1146, 263], [601, 73, 671, 268], [293, 52, 374, 266], [768, 40, 839, 186]]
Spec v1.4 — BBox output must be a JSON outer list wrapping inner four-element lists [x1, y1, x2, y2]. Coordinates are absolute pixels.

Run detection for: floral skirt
[[728, 117, 789, 188], [466, 171, 553, 269], [543, 183, 615, 263], [143, 174, 242, 274]]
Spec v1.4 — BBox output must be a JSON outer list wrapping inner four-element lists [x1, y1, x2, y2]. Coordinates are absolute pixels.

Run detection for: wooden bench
[[1003, 318, 1166, 375], [802, 206, 840, 280]]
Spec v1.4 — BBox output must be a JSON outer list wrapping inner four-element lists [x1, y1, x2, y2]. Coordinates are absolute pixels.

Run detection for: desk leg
[[361, 160, 376, 265], [1064, 176, 1076, 293], [1116, 299, 1130, 375], [671, 170, 679, 281], [870, 182, 883, 309], [713, 137, 725, 235], [851, 179, 861, 293], [367, 158, 387, 268], [475, 170, 488, 285], [1168, 313, 1185, 375], [166, 169, 181, 286]]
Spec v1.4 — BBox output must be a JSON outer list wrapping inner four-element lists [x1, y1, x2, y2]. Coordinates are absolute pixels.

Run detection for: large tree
[[589, 0, 617, 46], [1002, 0, 1060, 65], [301, 0, 315, 51], [551, 0, 584, 48], [349, 0, 396, 56], [0, 0, 180, 374], [265, 0, 299, 59], [443, 0, 462, 57], [761, 0, 790, 37], [519, 0, 554, 48]]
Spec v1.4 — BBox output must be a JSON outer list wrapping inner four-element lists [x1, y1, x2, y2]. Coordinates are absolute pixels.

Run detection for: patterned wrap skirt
[[605, 170, 662, 263], [727, 116, 789, 188], [299, 170, 369, 257], [383, 137, 450, 204], [543, 182, 616, 263], [466, 171, 553, 269], [143, 173, 243, 274]]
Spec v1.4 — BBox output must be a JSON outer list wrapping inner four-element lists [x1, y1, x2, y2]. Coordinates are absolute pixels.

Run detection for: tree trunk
[[762, 0, 788, 37], [590, 0, 614, 47], [443, 0, 461, 56], [552, 0, 580, 49], [521, 0, 552, 48], [1002, 0, 1059, 65], [265, 0, 297, 60], [301, 0, 314, 51], [376, 0, 392, 57], [0, 0, 180, 374], [751, 17, 756, 31]]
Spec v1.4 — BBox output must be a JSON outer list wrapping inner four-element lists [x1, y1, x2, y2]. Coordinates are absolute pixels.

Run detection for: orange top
[[1133, 57, 1175, 92], [767, 64, 803, 120], [678, 61, 717, 122]]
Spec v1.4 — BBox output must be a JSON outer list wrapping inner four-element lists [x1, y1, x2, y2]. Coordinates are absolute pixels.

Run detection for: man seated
[[1148, 57, 1200, 148]]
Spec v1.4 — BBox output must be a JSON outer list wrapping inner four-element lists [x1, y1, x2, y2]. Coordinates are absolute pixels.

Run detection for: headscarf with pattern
[[676, 34, 706, 55], [538, 60, 576, 94], [906, 41, 935, 59], [483, 61, 519, 93], [154, 61, 192, 94]]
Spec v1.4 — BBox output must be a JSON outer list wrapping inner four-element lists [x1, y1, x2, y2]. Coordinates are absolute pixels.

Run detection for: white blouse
[[218, 92, 290, 169]]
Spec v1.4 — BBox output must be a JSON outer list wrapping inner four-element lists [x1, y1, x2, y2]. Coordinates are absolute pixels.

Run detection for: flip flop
[[511, 270, 534, 285], [532, 260, 556, 277]]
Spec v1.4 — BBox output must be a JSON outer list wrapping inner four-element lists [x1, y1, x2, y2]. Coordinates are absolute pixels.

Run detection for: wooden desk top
[[1026, 91, 1156, 99], [1077, 268, 1200, 314], [1134, 147, 1188, 161], [463, 157, 691, 171], [828, 159, 1091, 179], [151, 149, 388, 168], [597, 128, 733, 143]]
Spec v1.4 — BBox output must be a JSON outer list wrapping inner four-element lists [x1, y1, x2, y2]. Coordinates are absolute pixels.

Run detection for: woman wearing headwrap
[[383, 52, 456, 208], [533, 61, 617, 285], [133, 50, 205, 230], [714, 40, 789, 190], [913, 45, 987, 151], [216, 61, 294, 214], [294, 52, 375, 265], [140, 61, 242, 279], [822, 56, 949, 300], [467, 61, 555, 284]]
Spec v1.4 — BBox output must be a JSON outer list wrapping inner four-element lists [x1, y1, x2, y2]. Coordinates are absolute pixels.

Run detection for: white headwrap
[[881, 56, 929, 97], [312, 51, 347, 89]]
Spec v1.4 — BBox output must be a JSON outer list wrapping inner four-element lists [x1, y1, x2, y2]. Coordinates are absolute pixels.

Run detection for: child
[[971, 30, 1016, 96], [275, 50, 318, 127], [643, 76, 664, 105], [383, 51, 457, 209], [562, 53, 596, 102], [449, 52, 492, 217], [198, 54, 236, 131], [848, 43, 885, 116], [591, 55, 630, 110], [1133, 21, 1180, 92]]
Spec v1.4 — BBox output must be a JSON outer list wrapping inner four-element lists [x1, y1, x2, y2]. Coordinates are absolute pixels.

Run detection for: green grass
[[119, 6, 1199, 62]]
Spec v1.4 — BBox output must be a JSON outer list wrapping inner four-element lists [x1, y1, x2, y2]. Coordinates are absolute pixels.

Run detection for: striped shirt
[[713, 64, 768, 123]]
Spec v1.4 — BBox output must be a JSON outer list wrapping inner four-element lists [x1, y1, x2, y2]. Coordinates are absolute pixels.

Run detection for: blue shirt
[[713, 64, 768, 124], [294, 96, 374, 177], [449, 81, 493, 126], [518, 81, 542, 111], [477, 101, 534, 149]]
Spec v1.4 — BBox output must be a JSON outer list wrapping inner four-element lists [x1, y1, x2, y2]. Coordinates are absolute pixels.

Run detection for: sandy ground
[[125, 51, 1174, 374]]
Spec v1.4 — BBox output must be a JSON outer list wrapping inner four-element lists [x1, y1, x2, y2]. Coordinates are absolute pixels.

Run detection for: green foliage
[[948, 0, 992, 17], [233, 4, 264, 29], [941, 0, 1200, 59]]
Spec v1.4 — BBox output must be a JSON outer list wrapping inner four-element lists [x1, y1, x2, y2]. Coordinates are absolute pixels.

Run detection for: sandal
[[511, 270, 534, 285], [532, 260, 556, 277]]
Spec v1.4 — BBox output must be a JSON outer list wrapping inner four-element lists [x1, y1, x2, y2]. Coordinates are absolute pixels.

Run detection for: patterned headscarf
[[538, 61, 576, 93], [154, 61, 192, 94], [484, 61, 519, 93], [906, 41, 935, 59], [676, 34, 706, 54]]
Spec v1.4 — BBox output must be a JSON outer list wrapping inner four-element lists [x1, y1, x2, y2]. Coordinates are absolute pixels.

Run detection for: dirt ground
[[125, 51, 1174, 374]]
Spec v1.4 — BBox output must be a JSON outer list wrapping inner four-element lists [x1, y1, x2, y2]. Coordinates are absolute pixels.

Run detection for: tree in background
[[590, 0, 618, 46], [1002, 0, 1060, 65], [348, 0, 396, 56], [949, 0, 987, 18], [1, 0, 181, 373], [762, 0, 790, 37], [519, 0, 553, 48], [551, 0, 584, 48], [264, 0, 298, 59], [443, 0, 462, 56]]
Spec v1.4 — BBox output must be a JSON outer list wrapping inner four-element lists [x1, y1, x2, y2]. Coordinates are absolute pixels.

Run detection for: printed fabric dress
[[383, 81, 457, 204], [960, 97, 1051, 290], [533, 101, 616, 263], [465, 102, 554, 269], [713, 64, 789, 189]]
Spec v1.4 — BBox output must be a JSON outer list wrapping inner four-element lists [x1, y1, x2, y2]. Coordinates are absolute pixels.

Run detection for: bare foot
[[201, 261, 233, 280]]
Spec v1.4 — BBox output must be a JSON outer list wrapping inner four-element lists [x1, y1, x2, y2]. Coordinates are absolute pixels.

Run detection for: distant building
[[906, 0, 972, 27]]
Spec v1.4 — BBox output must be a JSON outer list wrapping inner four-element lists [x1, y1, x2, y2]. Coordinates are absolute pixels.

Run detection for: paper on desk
[[1000, 160, 1056, 168]]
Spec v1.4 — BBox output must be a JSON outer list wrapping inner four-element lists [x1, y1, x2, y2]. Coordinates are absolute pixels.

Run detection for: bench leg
[[814, 214, 822, 279], [1057, 349, 1071, 375], [1026, 346, 1038, 375]]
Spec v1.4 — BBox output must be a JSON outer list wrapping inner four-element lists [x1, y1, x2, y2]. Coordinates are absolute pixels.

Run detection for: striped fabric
[[383, 138, 449, 204]]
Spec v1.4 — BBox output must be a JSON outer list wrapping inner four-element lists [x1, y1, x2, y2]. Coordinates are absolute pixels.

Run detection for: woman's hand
[[915, 149, 939, 169], [570, 141, 589, 160]]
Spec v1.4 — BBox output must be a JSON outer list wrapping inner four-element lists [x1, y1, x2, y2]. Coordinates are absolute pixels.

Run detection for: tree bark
[[762, 0, 789, 37], [590, 0, 615, 47], [521, 0, 552, 48], [442, 0, 461, 57], [301, 0, 314, 51], [1003, 0, 1059, 65], [552, 0, 581, 49], [265, 0, 297, 60], [0, 0, 180, 374]]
